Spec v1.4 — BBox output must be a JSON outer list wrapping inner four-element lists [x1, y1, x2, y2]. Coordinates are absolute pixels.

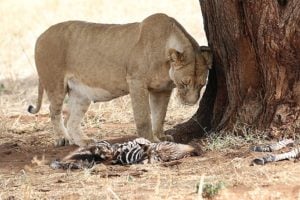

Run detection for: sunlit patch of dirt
[[1, 115, 300, 199]]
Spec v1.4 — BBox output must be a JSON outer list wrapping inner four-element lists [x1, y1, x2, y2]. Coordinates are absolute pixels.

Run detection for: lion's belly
[[67, 77, 128, 102]]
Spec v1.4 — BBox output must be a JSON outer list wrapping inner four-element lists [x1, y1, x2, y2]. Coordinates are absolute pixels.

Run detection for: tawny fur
[[29, 13, 212, 146]]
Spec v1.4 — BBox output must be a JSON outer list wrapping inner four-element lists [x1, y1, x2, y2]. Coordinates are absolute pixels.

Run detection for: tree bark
[[167, 0, 300, 143]]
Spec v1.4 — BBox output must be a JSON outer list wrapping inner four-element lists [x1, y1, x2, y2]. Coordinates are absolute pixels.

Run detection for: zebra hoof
[[250, 146, 271, 152], [252, 158, 266, 165]]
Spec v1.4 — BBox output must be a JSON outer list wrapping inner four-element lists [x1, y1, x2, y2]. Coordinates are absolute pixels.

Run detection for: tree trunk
[[167, 0, 300, 143]]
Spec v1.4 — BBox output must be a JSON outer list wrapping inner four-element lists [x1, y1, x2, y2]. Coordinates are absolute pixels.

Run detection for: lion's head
[[168, 46, 212, 105]]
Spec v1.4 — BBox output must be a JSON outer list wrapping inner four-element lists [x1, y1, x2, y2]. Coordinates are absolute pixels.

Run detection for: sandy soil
[[1, 114, 300, 200]]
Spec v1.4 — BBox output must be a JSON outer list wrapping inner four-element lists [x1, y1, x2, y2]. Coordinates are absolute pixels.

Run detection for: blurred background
[[0, 0, 206, 123], [0, 0, 206, 80]]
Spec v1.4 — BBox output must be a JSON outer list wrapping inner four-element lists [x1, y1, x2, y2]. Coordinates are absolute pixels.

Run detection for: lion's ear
[[168, 48, 184, 63], [200, 46, 213, 69]]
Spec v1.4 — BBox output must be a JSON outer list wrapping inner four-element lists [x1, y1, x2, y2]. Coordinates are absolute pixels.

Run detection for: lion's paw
[[55, 138, 72, 147], [159, 135, 174, 142]]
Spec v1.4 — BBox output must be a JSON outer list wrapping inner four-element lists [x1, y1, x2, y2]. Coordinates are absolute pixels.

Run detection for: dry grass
[[1, 123, 300, 199], [1, 113, 300, 199], [1, 1, 300, 199]]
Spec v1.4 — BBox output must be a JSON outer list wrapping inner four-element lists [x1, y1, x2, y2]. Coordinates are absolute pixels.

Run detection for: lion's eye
[[182, 77, 192, 85], [180, 81, 186, 86], [181, 79, 191, 87], [178, 84, 185, 89], [178, 82, 188, 90]]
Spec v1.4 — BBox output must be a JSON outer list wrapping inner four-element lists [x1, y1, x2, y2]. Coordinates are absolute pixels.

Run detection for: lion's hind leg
[[47, 84, 72, 147]]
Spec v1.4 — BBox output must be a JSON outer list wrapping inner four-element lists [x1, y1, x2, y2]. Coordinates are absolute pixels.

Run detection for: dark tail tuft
[[27, 105, 35, 114], [28, 80, 44, 114]]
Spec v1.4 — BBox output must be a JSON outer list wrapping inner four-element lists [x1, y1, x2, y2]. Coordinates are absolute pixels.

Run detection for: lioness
[[28, 13, 212, 146]]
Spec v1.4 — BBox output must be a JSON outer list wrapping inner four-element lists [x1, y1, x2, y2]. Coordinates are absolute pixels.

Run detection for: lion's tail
[[28, 80, 44, 114]]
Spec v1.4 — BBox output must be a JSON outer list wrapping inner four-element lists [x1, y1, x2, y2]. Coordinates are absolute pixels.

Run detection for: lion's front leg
[[66, 90, 94, 147], [127, 79, 157, 142], [149, 90, 173, 141]]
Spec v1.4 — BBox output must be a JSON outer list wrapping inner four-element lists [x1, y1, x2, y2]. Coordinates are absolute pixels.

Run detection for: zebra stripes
[[251, 139, 300, 165], [112, 138, 150, 165], [250, 139, 294, 152], [50, 140, 114, 169], [51, 138, 195, 169]]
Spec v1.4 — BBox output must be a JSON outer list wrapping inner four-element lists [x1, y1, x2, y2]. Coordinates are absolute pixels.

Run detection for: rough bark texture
[[167, 0, 300, 143]]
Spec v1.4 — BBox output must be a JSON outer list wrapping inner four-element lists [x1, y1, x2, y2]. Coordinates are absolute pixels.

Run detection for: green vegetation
[[202, 181, 225, 199]]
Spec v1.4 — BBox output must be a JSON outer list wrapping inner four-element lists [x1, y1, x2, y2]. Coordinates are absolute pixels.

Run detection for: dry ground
[[1, 79, 300, 200], [1, 114, 300, 200], [1, 1, 300, 199]]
